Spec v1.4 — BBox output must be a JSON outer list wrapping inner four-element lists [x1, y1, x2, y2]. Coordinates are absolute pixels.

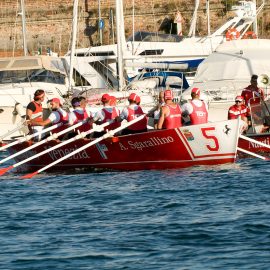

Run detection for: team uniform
[[69, 107, 92, 133], [241, 85, 264, 106], [161, 104, 182, 129], [93, 106, 121, 131], [120, 104, 147, 134], [47, 108, 69, 134], [228, 104, 248, 120], [228, 98, 249, 133], [181, 100, 208, 125]]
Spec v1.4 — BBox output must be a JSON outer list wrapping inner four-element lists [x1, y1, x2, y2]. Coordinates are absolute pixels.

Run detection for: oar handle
[[0, 123, 63, 152], [0, 118, 90, 164]]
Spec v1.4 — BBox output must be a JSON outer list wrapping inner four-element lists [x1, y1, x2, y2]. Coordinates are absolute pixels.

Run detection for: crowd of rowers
[[25, 87, 208, 141], [25, 74, 267, 141]]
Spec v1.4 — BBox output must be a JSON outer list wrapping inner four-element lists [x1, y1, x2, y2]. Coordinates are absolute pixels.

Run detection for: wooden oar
[[239, 134, 270, 150], [0, 123, 63, 151], [237, 147, 270, 160], [21, 114, 146, 179], [0, 121, 112, 176], [0, 119, 89, 165]]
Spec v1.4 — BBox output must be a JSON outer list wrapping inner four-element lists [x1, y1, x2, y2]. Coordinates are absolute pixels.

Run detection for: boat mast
[[68, 0, 79, 92], [20, 0, 27, 56], [206, 0, 211, 36], [115, 0, 126, 91], [188, 0, 200, 37]]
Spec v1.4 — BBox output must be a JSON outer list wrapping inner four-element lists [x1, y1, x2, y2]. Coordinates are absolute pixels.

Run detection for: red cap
[[50, 98, 62, 105], [128, 93, 139, 102], [164, 90, 173, 100], [235, 95, 244, 102], [135, 95, 141, 104], [101, 93, 111, 103], [191, 87, 200, 96]]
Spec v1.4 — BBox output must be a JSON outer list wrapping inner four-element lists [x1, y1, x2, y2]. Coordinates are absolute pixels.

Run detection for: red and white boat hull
[[8, 119, 240, 172]]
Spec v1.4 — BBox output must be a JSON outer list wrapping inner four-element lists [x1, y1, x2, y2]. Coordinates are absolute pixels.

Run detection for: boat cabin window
[[0, 69, 66, 85], [127, 31, 183, 42], [139, 49, 164, 56]]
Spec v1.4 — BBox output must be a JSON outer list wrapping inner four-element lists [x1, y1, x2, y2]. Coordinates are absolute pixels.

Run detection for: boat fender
[[226, 28, 240, 41], [13, 103, 25, 118], [242, 31, 257, 39]]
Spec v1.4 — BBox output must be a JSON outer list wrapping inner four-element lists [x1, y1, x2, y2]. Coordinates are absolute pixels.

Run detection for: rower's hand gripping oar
[[0, 121, 113, 176], [0, 119, 89, 166], [21, 114, 146, 179], [0, 123, 63, 152]]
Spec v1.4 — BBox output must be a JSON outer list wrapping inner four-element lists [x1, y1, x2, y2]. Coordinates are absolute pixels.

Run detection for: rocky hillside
[[0, 0, 269, 56]]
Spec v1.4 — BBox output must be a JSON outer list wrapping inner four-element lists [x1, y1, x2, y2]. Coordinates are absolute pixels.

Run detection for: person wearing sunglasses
[[228, 95, 249, 132]]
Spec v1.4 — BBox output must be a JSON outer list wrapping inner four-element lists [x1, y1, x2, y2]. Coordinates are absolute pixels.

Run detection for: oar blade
[[0, 165, 13, 176], [21, 171, 39, 179]]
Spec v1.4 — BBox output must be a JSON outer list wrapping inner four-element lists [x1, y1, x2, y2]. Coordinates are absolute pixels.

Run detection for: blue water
[[0, 151, 269, 269]]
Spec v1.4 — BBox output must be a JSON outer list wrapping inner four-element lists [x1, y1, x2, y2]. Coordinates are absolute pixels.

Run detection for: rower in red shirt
[[181, 87, 208, 125], [118, 93, 147, 135], [157, 90, 182, 129], [92, 94, 121, 137]]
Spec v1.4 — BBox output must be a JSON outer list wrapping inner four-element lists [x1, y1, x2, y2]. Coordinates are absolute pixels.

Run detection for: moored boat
[[2, 118, 240, 176]]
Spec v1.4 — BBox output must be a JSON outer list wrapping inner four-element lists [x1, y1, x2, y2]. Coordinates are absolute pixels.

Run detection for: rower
[[181, 87, 208, 125], [157, 90, 182, 129], [26, 89, 45, 140], [117, 93, 148, 135], [91, 93, 121, 137], [28, 97, 69, 139], [68, 96, 93, 136]]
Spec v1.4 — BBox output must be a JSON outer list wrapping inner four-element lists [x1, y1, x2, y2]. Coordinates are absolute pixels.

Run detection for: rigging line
[[12, 0, 20, 57]]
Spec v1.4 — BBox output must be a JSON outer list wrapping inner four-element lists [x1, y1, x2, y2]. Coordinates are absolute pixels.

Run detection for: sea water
[[0, 151, 269, 270]]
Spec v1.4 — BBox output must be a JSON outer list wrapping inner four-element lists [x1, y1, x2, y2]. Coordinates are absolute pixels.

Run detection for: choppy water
[[0, 151, 269, 270]]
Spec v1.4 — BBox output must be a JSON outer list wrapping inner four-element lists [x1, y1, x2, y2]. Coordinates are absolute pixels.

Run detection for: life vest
[[241, 86, 264, 106], [73, 109, 92, 132], [163, 104, 182, 129], [127, 105, 147, 131], [52, 109, 69, 134], [189, 100, 208, 125], [30, 101, 43, 121], [228, 104, 248, 120], [102, 107, 121, 130]]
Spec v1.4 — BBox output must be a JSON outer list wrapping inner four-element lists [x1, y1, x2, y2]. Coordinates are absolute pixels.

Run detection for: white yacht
[[181, 39, 270, 122], [0, 55, 70, 141], [65, 0, 263, 89]]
